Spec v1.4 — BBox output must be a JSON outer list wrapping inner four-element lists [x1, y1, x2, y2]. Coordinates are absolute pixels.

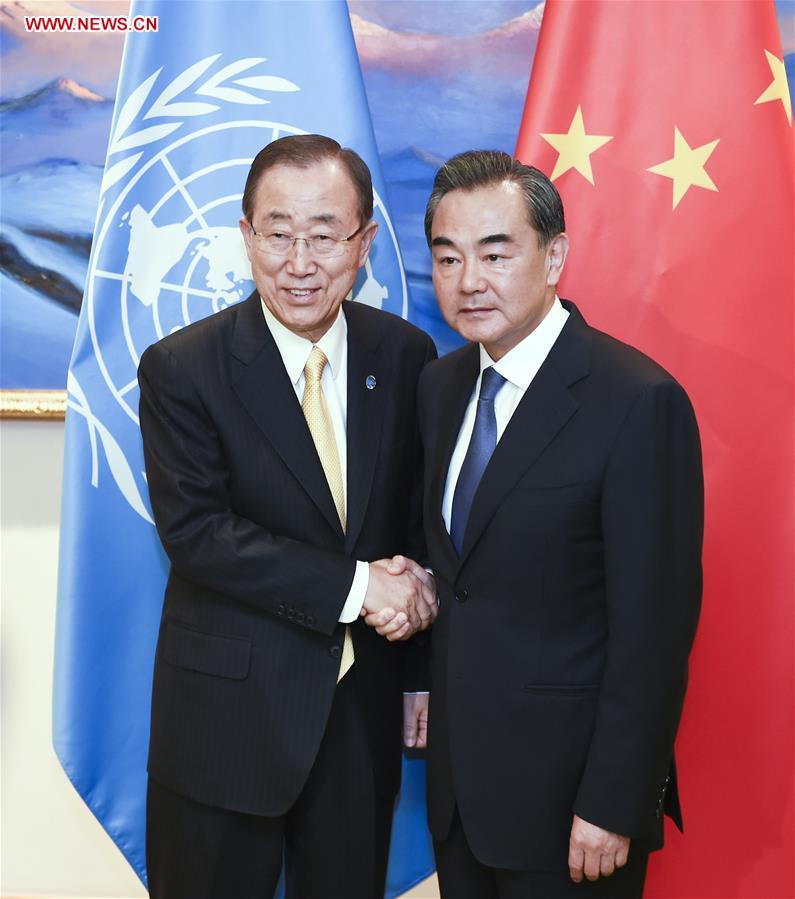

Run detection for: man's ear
[[546, 232, 570, 287], [358, 220, 378, 267], [239, 217, 254, 262]]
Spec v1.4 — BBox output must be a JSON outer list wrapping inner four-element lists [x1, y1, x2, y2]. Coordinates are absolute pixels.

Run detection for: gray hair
[[424, 150, 565, 248]]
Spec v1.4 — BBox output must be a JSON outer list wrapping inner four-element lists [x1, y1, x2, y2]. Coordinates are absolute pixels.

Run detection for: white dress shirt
[[442, 298, 570, 531], [261, 299, 368, 622]]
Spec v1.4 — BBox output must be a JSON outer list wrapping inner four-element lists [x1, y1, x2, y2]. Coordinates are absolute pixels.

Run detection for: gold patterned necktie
[[301, 346, 354, 682]]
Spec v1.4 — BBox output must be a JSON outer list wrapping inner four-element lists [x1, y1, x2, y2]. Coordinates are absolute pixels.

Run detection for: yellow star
[[540, 106, 613, 184], [754, 49, 792, 126], [647, 128, 719, 210]]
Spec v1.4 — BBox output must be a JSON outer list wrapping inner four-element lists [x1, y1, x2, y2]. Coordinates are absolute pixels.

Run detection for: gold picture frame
[[0, 390, 67, 420]]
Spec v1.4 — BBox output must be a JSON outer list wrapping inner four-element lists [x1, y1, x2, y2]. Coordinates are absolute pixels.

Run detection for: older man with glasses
[[138, 133, 437, 899]]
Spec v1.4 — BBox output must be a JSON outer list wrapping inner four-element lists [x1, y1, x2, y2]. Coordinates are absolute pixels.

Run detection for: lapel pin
[[365, 374, 377, 390]]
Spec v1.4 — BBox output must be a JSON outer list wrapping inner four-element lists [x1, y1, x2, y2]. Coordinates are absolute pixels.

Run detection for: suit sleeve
[[573, 378, 703, 839], [138, 341, 356, 636], [404, 334, 438, 693]]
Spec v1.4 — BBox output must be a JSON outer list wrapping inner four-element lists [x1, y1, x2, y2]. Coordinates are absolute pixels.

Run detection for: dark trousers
[[434, 809, 649, 899], [146, 674, 394, 899]]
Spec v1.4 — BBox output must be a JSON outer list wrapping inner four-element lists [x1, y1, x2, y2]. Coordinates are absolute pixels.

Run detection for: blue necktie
[[450, 366, 506, 555]]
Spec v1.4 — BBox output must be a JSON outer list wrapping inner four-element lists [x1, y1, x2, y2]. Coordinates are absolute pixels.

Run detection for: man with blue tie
[[411, 150, 703, 898]]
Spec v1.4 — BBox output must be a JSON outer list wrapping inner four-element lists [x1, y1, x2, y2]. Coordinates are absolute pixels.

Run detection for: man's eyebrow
[[478, 233, 514, 246], [431, 233, 515, 248], [263, 212, 342, 225], [309, 213, 342, 225]]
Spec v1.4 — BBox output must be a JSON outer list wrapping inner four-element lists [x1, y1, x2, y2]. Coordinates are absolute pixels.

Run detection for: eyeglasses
[[249, 224, 366, 258]]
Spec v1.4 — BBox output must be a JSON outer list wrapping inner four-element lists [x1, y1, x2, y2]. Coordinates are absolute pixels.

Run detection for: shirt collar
[[478, 297, 569, 390], [260, 298, 347, 386]]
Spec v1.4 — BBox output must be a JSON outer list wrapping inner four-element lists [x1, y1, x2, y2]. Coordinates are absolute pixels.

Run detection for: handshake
[[361, 555, 438, 641]]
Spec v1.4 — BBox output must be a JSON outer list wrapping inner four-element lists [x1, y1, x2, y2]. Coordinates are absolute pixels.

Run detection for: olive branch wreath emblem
[[101, 54, 299, 196]]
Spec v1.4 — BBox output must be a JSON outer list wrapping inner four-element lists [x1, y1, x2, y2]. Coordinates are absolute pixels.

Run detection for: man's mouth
[[286, 288, 318, 298]]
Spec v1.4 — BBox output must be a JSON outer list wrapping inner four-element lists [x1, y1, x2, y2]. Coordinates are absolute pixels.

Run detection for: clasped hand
[[361, 556, 437, 641]]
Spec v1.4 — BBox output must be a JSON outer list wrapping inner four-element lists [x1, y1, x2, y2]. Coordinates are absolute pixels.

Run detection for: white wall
[[1, 418, 145, 898]]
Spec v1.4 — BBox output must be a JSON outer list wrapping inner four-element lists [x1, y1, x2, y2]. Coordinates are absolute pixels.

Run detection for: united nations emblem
[[68, 56, 408, 522]]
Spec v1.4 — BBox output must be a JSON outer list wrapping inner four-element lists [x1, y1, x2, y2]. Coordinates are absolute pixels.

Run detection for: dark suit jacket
[[138, 292, 436, 816], [418, 301, 703, 871]]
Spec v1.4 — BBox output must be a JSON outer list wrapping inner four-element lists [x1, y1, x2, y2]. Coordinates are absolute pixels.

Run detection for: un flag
[[54, 1, 431, 895]]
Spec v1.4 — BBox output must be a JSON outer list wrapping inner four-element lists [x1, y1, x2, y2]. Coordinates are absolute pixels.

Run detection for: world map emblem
[[68, 56, 408, 523]]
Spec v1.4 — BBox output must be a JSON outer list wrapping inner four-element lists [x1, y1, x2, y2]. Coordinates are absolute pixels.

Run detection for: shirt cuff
[[339, 560, 369, 623]]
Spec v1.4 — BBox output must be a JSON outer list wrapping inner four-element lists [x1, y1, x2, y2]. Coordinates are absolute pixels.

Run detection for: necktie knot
[[304, 346, 328, 385], [479, 366, 506, 403]]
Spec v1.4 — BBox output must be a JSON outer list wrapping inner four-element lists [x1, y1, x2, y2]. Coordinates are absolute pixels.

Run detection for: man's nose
[[285, 239, 317, 275], [459, 259, 487, 294]]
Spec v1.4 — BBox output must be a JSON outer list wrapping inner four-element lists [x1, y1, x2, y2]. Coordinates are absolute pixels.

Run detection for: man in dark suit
[[413, 150, 703, 898], [137, 134, 437, 899]]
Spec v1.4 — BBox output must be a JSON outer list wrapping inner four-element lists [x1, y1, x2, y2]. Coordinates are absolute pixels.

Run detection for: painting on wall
[[0, 0, 128, 414], [1, 0, 792, 416]]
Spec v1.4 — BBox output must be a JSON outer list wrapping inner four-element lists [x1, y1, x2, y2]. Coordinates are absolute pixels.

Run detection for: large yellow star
[[540, 106, 613, 184], [754, 49, 792, 126], [647, 128, 719, 210]]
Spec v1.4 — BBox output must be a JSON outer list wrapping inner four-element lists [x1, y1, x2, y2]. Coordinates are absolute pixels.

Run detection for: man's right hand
[[362, 558, 437, 641]]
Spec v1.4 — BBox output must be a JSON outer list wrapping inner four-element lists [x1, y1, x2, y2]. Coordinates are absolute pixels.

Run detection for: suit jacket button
[[296, 611, 305, 623], [455, 588, 469, 603], [277, 603, 286, 616], [287, 607, 296, 620], [306, 614, 315, 627], [330, 645, 342, 659]]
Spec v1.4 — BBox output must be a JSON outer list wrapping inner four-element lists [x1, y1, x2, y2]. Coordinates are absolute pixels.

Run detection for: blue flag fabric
[[53, 1, 433, 894]]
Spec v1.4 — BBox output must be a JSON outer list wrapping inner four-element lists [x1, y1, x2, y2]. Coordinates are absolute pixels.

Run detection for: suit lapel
[[457, 303, 592, 569], [343, 302, 386, 553], [428, 344, 480, 574], [230, 292, 343, 537]]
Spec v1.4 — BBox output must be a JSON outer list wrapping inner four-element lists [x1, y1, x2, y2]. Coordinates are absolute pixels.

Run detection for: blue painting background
[[1, 0, 793, 385]]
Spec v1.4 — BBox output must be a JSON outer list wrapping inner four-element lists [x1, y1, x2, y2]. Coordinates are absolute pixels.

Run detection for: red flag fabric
[[516, 2, 793, 896]]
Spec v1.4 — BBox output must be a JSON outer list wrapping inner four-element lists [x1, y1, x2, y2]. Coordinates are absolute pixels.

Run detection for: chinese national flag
[[516, 2, 793, 897]]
